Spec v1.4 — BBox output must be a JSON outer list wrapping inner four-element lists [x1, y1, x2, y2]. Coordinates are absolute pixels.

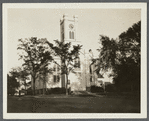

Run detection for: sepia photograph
[[3, 3, 147, 119]]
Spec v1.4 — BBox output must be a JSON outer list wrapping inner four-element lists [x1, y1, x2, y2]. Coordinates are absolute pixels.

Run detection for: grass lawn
[[7, 95, 140, 113]]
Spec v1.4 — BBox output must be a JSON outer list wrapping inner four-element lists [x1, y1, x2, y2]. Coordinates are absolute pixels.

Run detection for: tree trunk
[[66, 74, 68, 95], [25, 80, 27, 95], [43, 81, 45, 95], [33, 78, 36, 95], [19, 80, 21, 97]]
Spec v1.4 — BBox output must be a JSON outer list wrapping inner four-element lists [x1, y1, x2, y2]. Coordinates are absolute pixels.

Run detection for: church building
[[32, 14, 112, 94]]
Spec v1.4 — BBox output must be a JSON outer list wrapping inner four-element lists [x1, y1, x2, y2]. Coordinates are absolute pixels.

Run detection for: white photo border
[[3, 3, 147, 119]]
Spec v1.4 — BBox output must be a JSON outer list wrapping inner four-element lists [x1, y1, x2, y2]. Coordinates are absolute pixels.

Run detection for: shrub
[[105, 84, 116, 92], [90, 86, 104, 93], [46, 87, 66, 94], [27, 88, 33, 95]]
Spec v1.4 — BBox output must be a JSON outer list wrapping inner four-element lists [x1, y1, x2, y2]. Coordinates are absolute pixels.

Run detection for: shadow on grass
[[7, 92, 140, 113]]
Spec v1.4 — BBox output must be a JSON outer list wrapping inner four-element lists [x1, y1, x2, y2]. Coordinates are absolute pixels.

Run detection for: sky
[[7, 8, 141, 72]]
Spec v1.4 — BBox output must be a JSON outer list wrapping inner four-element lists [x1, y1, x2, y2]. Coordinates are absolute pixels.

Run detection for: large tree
[[116, 21, 141, 91], [46, 40, 82, 95], [98, 21, 141, 92], [17, 37, 53, 95]]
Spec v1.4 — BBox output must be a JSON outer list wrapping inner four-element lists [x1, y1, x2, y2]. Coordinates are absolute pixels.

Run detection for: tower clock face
[[69, 24, 74, 29]]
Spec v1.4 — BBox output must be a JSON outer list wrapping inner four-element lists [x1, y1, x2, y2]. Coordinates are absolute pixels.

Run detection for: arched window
[[69, 31, 75, 39], [72, 32, 74, 39], [69, 31, 71, 39]]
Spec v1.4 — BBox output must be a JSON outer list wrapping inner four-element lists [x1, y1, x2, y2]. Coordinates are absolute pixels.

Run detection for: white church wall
[[46, 58, 62, 89], [46, 73, 61, 88], [103, 72, 113, 84]]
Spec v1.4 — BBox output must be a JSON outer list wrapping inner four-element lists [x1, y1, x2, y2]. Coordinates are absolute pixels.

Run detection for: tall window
[[53, 64, 60, 82], [69, 31, 74, 39], [69, 31, 71, 39], [72, 32, 74, 39], [53, 75, 60, 82], [90, 76, 92, 82]]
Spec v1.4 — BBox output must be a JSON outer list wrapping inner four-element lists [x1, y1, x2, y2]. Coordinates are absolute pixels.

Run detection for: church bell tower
[[60, 14, 82, 89], [60, 14, 78, 43]]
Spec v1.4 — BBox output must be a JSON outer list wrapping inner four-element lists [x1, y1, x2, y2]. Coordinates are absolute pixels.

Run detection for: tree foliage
[[46, 40, 82, 95], [46, 40, 82, 75], [17, 37, 53, 95], [98, 21, 141, 92], [7, 74, 19, 95], [97, 36, 118, 71], [10, 67, 30, 92], [119, 21, 141, 67]]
